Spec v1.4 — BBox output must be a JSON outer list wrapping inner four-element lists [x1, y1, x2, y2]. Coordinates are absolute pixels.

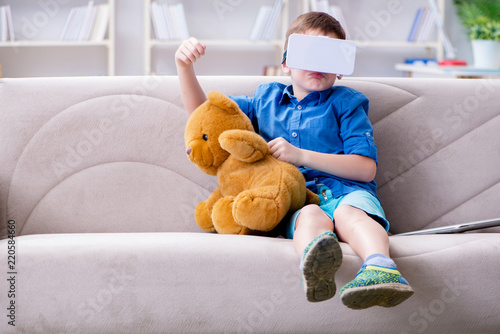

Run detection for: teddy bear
[[185, 91, 319, 235]]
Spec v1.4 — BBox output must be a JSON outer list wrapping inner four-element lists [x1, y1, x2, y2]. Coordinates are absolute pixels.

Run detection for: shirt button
[[292, 132, 298, 138], [366, 132, 371, 137], [297, 105, 303, 110]]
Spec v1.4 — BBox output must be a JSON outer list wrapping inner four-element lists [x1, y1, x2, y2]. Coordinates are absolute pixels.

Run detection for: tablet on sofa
[[395, 218, 500, 236]]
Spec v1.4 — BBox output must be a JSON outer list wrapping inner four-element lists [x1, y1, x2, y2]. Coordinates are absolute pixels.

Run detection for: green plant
[[454, 0, 500, 41]]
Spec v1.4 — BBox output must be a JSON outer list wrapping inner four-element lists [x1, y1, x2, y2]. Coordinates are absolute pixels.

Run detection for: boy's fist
[[175, 37, 206, 67]]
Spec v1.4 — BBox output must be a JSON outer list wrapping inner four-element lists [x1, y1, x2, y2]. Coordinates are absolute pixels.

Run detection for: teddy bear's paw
[[219, 130, 269, 163], [306, 188, 321, 205], [195, 201, 216, 233], [234, 190, 283, 232], [212, 197, 244, 234]]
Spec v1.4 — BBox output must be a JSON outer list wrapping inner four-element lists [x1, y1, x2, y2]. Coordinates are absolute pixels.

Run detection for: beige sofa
[[1, 75, 499, 334]]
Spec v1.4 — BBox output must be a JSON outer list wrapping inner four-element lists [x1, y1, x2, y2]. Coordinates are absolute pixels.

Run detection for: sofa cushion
[[2, 232, 498, 333]]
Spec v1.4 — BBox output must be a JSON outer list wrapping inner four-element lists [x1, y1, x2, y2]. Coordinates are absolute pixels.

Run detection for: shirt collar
[[279, 85, 294, 105], [279, 84, 333, 106]]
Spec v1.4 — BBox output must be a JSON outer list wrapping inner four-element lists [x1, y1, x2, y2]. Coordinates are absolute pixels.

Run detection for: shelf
[[144, 0, 447, 76], [395, 63, 500, 78], [149, 39, 284, 47], [352, 40, 441, 49], [143, 0, 290, 75], [316, 0, 446, 60], [1, 0, 115, 76], [0, 40, 112, 48]]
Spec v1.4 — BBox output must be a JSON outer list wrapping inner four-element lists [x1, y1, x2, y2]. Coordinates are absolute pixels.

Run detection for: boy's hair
[[284, 11, 346, 50]]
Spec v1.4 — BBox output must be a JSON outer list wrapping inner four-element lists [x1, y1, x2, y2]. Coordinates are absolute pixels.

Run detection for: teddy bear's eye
[[202, 134, 208, 141]]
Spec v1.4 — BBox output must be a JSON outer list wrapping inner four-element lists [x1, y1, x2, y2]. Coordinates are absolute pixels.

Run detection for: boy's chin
[[306, 78, 336, 90]]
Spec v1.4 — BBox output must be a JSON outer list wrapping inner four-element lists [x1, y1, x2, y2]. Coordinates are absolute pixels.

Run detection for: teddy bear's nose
[[186, 147, 192, 155]]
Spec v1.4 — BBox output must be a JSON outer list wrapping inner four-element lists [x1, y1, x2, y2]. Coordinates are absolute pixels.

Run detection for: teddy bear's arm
[[219, 129, 270, 163]]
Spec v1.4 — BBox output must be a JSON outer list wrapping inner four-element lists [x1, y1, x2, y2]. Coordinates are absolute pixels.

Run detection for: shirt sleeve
[[228, 94, 254, 120], [338, 90, 378, 164], [228, 94, 260, 134]]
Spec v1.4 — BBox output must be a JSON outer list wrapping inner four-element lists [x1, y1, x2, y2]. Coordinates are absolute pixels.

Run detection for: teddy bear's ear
[[207, 91, 242, 115]]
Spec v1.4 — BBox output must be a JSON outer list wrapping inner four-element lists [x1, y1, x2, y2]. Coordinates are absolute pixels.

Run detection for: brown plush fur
[[185, 91, 319, 235]]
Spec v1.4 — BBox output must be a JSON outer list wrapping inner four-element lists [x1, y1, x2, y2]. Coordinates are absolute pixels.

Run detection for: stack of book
[[0, 5, 15, 42], [407, 7, 437, 42], [249, 0, 283, 41], [60, 1, 109, 41], [308, 0, 351, 39], [150, 2, 189, 41]]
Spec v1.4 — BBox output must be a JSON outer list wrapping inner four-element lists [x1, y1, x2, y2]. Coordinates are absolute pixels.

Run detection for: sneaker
[[339, 265, 414, 309], [301, 231, 343, 302]]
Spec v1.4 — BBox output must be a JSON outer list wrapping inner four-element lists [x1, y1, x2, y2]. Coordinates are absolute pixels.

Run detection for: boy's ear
[[281, 61, 291, 74]]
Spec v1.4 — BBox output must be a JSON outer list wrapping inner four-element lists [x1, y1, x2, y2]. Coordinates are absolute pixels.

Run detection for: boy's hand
[[268, 137, 303, 166], [175, 37, 206, 68]]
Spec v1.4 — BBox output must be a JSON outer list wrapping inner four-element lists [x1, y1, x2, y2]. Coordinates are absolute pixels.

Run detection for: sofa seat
[[8, 232, 500, 333]]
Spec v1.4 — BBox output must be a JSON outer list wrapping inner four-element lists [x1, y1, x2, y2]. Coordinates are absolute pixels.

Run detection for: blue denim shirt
[[229, 82, 379, 200]]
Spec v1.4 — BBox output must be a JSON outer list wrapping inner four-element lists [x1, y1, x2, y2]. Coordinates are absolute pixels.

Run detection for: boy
[[175, 12, 413, 309]]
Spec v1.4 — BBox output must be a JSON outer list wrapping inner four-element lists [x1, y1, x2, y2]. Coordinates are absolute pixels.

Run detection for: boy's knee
[[296, 204, 332, 229], [333, 205, 365, 226], [298, 204, 323, 218]]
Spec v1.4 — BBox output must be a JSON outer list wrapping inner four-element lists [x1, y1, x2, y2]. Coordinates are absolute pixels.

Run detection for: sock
[[363, 253, 397, 269]]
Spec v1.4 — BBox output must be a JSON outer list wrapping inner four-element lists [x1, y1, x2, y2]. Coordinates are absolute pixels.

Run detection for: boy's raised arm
[[175, 37, 208, 115]]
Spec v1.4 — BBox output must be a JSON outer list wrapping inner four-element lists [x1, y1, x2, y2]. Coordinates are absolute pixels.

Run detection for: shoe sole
[[340, 283, 414, 309], [302, 236, 342, 302]]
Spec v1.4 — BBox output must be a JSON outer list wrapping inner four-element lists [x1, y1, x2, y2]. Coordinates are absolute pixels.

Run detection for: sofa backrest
[[0, 76, 499, 238]]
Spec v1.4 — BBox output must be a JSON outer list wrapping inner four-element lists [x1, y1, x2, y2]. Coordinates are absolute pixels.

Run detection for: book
[[309, 0, 318, 11], [417, 8, 436, 42], [150, 2, 189, 41], [407, 7, 425, 42], [329, 5, 350, 39], [68, 6, 86, 40], [60, 7, 77, 40], [60, 1, 108, 42], [1, 5, 15, 42], [78, 1, 95, 41], [162, 4, 174, 40], [427, 0, 456, 59], [150, 1, 167, 40], [261, 0, 283, 40], [307, 1, 351, 40], [316, 0, 330, 13], [1, 6, 8, 42], [91, 5, 110, 41], [250, 1, 283, 41], [249, 6, 271, 41], [407, 7, 439, 43], [263, 65, 281, 76], [174, 3, 189, 40]]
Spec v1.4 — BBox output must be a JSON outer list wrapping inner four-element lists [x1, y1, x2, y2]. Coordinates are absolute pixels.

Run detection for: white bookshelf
[[143, 0, 447, 76], [143, 0, 291, 75], [0, 0, 115, 76], [308, 0, 446, 61]]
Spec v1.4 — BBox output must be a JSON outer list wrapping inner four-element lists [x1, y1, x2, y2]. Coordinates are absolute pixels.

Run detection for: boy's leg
[[293, 204, 334, 255], [333, 205, 389, 260], [334, 205, 413, 309], [293, 204, 342, 302]]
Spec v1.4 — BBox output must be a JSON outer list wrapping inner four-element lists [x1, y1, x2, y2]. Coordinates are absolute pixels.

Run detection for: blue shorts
[[284, 186, 389, 239]]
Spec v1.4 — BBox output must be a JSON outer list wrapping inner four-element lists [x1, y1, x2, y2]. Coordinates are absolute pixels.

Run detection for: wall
[[0, 0, 472, 78]]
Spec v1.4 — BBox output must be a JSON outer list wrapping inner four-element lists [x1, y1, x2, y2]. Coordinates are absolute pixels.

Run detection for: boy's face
[[282, 29, 341, 100]]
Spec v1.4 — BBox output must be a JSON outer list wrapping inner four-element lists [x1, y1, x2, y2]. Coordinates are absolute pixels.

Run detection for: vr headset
[[283, 34, 357, 76]]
